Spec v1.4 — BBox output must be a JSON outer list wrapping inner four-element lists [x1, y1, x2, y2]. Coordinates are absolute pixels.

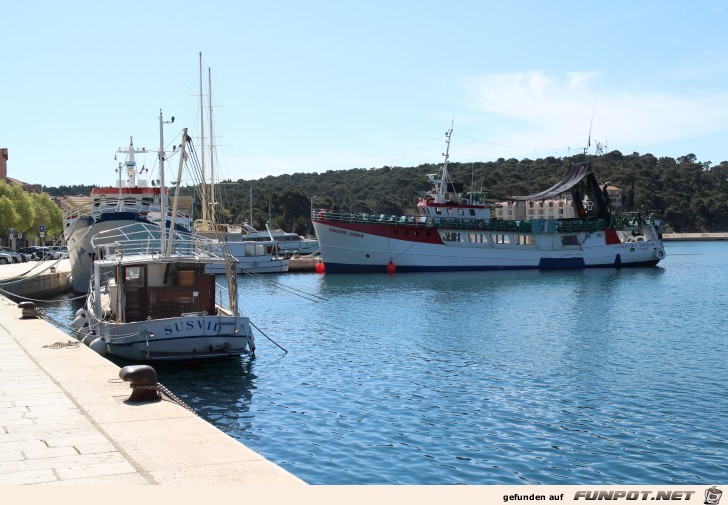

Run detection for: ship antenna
[[584, 84, 599, 156]]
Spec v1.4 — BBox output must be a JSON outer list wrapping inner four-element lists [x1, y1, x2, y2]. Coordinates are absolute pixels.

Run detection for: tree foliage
[[43, 150, 728, 234], [0, 181, 63, 245]]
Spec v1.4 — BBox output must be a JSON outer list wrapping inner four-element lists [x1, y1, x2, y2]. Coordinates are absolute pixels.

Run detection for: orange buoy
[[386, 261, 396, 274], [315, 261, 325, 274]]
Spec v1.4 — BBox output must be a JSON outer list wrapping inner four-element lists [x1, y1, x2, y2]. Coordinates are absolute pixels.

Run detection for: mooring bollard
[[17, 301, 38, 319], [119, 365, 161, 402]]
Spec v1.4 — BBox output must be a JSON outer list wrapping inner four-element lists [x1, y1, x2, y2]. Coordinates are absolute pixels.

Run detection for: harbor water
[[45, 241, 728, 484]]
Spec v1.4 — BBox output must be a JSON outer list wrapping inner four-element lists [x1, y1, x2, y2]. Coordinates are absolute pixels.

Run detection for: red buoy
[[386, 261, 396, 274], [315, 261, 325, 274]]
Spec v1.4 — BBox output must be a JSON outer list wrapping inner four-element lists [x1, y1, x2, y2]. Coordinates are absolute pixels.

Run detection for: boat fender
[[89, 337, 107, 356], [656, 249, 665, 259], [119, 365, 161, 403], [71, 311, 87, 329], [386, 261, 397, 274], [81, 332, 96, 346]]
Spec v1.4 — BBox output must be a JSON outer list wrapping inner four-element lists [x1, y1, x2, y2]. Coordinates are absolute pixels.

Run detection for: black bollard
[[119, 365, 161, 402], [17, 301, 38, 319]]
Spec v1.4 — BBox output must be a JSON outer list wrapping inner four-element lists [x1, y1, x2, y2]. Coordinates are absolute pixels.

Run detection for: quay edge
[[0, 261, 305, 485]]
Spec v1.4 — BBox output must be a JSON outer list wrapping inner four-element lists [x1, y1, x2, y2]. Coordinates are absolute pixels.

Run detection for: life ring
[[655, 249, 665, 259]]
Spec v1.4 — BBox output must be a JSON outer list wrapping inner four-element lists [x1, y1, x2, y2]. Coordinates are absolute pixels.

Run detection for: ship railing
[[63, 201, 191, 225], [89, 223, 227, 261], [313, 208, 611, 234], [313, 209, 430, 227]]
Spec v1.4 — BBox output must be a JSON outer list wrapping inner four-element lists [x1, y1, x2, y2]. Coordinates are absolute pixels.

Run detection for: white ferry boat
[[311, 127, 665, 273]]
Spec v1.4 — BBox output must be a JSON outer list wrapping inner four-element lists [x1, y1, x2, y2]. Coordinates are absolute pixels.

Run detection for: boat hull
[[312, 219, 664, 273], [91, 314, 253, 362]]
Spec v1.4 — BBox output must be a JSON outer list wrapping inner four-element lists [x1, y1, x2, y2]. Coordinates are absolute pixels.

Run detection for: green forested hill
[[45, 150, 728, 235]]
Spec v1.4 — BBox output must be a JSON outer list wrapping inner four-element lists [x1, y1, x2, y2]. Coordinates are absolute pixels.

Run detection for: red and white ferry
[[63, 117, 192, 293], [311, 127, 665, 273]]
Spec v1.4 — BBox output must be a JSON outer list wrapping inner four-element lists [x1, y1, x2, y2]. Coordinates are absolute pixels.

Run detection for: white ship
[[312, 126, 665, 273]]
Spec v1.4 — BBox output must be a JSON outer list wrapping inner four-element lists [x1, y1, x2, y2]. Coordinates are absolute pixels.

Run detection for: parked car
[[35, 246, 64, 260], [49, 246, 69, 259], [0, 251, 13, 265], [17, 247, 42, 260], [0, 247, 24, 263]]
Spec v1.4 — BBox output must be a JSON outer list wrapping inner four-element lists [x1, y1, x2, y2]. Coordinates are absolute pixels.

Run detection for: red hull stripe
[[318, 220, 444, 244], [91, 187, 162, 195]]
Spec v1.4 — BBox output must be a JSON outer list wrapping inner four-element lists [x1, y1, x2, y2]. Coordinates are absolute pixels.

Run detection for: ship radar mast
[[116, 136, 147, 189], [432, 121, 460, 204]]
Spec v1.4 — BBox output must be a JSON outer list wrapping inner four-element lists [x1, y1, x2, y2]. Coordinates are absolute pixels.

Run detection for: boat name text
[[329, 227, 363, 238], [164, 320, 222, 335]]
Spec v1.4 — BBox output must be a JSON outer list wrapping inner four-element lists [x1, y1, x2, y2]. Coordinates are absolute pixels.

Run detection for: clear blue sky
[[3, 1, 728, 188]]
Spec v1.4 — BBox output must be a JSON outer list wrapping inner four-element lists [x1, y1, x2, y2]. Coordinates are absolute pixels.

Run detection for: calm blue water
[[45, 241, 728, 484]]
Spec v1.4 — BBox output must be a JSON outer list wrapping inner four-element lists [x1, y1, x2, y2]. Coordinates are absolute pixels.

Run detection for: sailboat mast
[[208, 66, 216, 221], [158, 110, 167, 249], [199, 52, 208, 223], [166, 128, 187, 257]]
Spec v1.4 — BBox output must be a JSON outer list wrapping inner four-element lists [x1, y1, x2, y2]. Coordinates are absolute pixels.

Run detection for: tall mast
[[166, 129, 187, 256], [433, 121, 455, 204], [208, 66, 216, 220], [158, 110, 167, 249], [199, 52, 208, 223]]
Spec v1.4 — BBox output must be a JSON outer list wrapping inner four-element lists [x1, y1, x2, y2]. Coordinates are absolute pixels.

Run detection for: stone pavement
[[0, 263, 305, 485]]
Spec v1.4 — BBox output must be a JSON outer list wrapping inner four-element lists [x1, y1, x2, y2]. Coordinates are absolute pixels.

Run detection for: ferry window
[[435, 208, 442, 215], [469, 209, 475, 216], [458, 209, 464, 216]]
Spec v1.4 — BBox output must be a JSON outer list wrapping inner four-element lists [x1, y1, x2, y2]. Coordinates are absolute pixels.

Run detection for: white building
[[493, 186, 623, 220]]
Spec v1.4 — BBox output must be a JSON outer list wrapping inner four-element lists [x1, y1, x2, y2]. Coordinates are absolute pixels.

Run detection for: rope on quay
[[156, 383, 198, 415]]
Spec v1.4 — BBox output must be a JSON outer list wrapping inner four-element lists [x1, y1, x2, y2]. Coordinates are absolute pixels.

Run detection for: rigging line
[[453, 132, 582, 154], [238, 270, 328, 302], [586, 82, 600, 150], [249, 320, 287, 354]]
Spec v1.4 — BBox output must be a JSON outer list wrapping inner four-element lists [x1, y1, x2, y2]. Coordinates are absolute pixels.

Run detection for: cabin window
[[123, 266, 146, 288], [435, 208, 442, 215]]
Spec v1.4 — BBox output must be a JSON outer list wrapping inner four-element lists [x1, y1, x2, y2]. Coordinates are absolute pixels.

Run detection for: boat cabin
[[108, 261, 217, 322]]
